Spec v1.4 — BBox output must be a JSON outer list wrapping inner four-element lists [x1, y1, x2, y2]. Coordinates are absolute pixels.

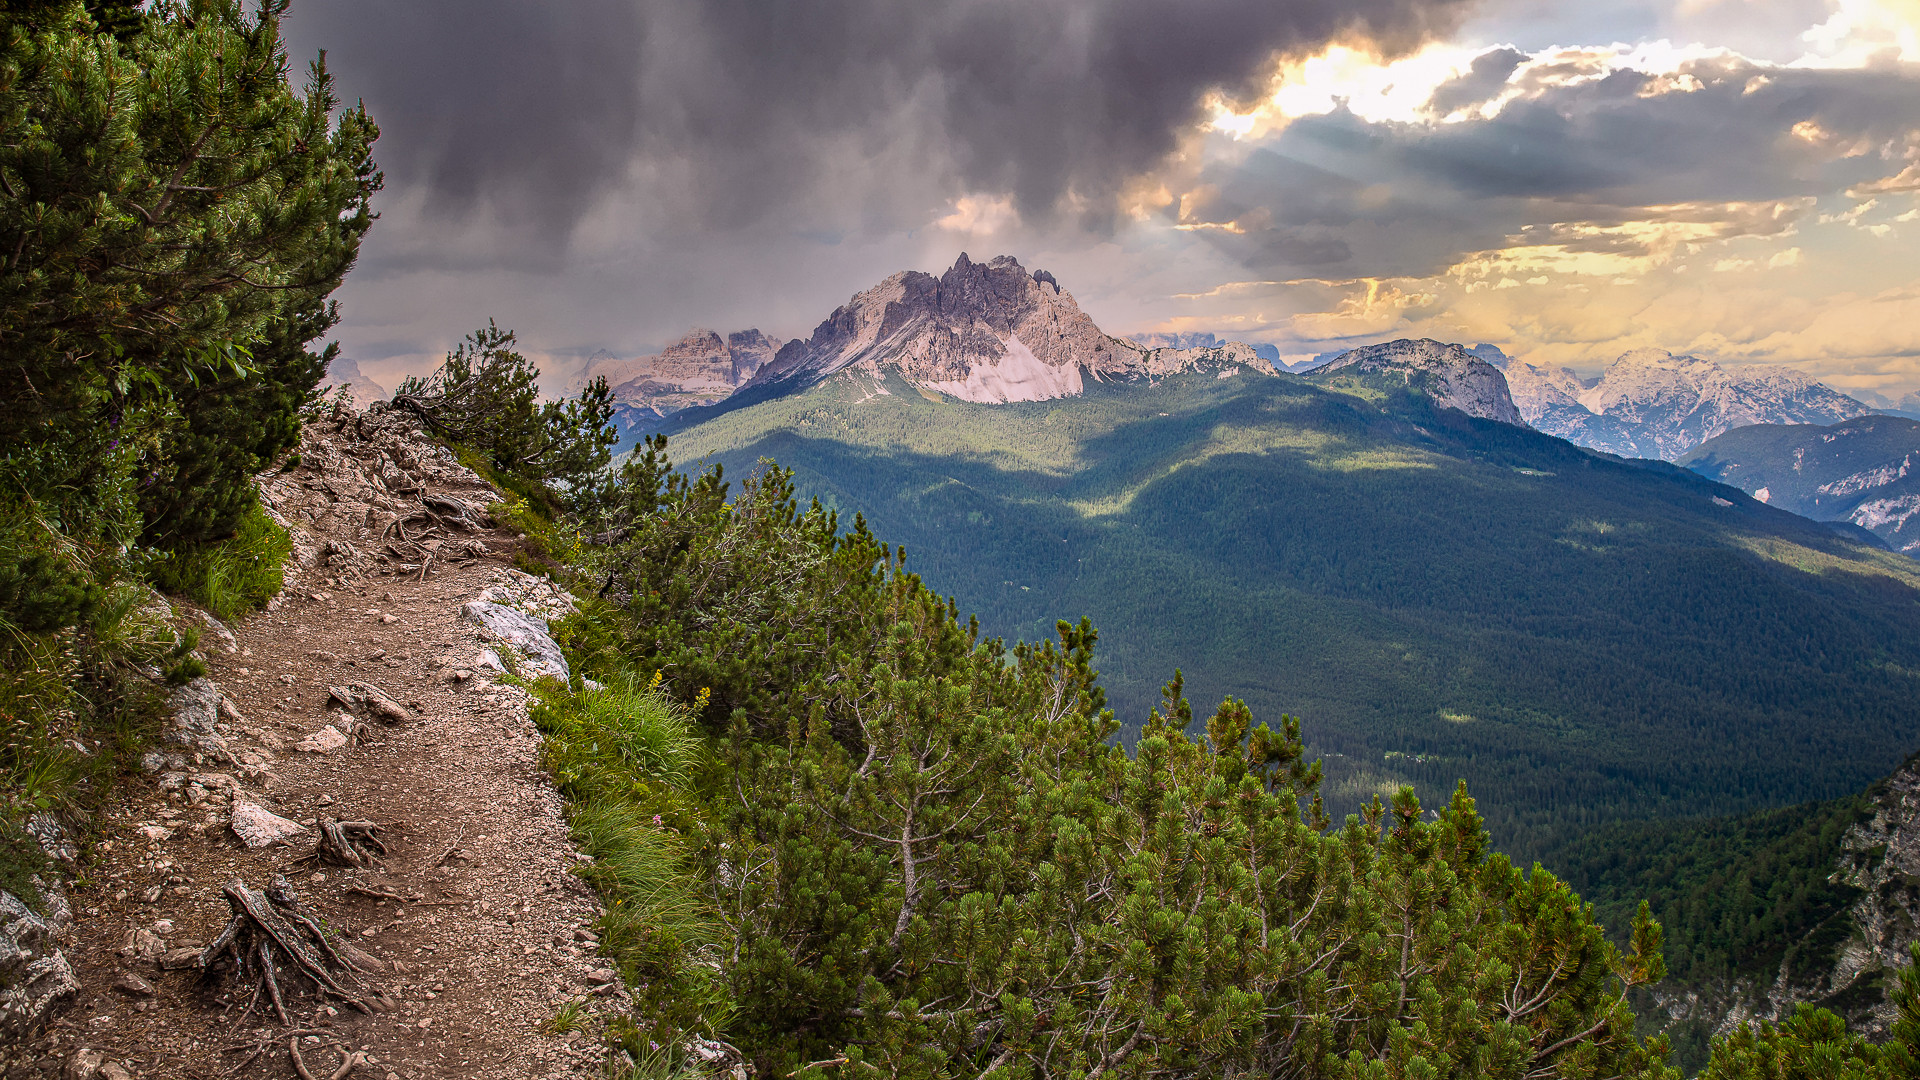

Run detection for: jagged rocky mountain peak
[[738, 253, 1269, 406], [582, 326, 785, 419]]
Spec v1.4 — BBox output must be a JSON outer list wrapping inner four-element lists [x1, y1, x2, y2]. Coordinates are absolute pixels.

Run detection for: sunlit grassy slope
[[664, 370, 1920, 862]]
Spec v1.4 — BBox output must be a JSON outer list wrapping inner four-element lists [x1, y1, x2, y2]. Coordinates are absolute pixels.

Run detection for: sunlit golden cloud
[[1107, 2, 1920, 396]]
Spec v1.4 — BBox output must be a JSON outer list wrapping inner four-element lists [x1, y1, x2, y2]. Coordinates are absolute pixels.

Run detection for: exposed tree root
[[326, 682, 412, 724], [290, 1036, 366, 1080], [314, 818, 387, 869], [198, 877, 371, 1026]]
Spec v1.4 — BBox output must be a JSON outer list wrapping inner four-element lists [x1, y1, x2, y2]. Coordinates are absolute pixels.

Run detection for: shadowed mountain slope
[[1682, 415, 1920, 556]]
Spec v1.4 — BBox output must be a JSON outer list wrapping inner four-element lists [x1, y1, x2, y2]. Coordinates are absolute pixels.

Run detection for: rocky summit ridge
[[746, 253, 1274, 404], [585, 329, 782, 420], [1305, 338, 1524, 425], [591, 254, 1881, 449], [606, 255, 1278, 436]]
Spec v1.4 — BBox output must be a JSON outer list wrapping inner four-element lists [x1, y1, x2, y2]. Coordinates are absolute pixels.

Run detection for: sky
[[285, 0, 1920, 400]]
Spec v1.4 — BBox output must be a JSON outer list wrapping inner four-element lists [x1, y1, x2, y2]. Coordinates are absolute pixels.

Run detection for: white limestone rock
[[294, 725, 349, 753], [462, 600, 568, 681], [0, 890, 78, 1040], [230, 800, 306, 848], [163, 677, 231, 767]]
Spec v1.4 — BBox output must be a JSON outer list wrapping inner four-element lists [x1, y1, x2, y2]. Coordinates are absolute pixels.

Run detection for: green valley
[[662, 370, 1920, 863]]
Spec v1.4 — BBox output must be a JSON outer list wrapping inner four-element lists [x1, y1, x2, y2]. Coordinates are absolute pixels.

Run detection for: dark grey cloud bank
[[286, 0, 1476, 248]]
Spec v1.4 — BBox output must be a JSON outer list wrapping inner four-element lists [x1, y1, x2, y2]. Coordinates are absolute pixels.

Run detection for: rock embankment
[[0, 404, 623, 1079]]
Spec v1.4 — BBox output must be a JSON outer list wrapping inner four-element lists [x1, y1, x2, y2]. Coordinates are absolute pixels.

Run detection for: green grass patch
[[145, 502, 292, 621], [530, 671, 734, 1045]]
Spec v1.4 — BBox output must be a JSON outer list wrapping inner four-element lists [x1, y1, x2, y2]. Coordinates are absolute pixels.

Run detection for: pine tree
[[0, 0, 379, 558], [391, 321, 617, 496]]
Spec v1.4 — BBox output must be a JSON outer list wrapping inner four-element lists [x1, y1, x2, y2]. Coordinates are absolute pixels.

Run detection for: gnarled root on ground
[[325, 682, 412, 724], [291, 1036, 368, 1080], [312, 818, 386, 869], [198, 876, 371, 1025]]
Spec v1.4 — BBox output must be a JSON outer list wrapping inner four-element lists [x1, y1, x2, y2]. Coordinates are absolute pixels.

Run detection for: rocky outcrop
[[0, 889, 77, 1042], [253, 401, 499, 591], [591, 329, 785, 416], [144, 678, 235, 773], [1646, 754, 1920, 1045], [1305, 339, 1523, 424], [461, 600, 569, 681], [1485, 347, 1869, 460]]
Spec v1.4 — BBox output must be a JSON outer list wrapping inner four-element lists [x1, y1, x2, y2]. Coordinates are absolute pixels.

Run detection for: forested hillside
[[1681, 415, 1920, 555], [1556, 749, 1920, 1074], [662, 370, 1920, 862]]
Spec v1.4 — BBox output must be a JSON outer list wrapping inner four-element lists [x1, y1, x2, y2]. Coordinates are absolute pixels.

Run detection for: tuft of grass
[[542, 998, 591, 1036], [145, 502, 292, 621], [605, 1028, 704, 1080], [569, 798, 713, 951], [530, 674, 735, 1042]]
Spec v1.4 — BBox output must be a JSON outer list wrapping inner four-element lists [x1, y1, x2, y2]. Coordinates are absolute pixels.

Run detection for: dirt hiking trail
[[3, 405, 623, 1080]]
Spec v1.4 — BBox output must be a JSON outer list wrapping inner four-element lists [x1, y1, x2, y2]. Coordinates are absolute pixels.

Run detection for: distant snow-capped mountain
[[1480, 346, 1869, 460]]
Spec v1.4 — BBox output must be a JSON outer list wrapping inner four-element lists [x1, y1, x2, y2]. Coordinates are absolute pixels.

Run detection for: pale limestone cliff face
[[748, 254, 1272, 404], [1308, 338, 1523, 424], [751, 254, 1126, 402]]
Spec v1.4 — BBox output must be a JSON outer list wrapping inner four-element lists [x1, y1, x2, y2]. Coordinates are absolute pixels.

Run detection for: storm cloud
[[282, 0, 1920, 400], [285, 0, 1476, 246]]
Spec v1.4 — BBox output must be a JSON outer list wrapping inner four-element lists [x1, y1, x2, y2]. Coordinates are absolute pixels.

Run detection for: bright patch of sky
[[1053, 0, 1920, 397]]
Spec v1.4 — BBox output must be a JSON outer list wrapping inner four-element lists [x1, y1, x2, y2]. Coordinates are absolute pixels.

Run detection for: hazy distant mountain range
[[321, 356, 387, 406], [592, 253, 1893, 463], [1478, 345, 1872, 460]]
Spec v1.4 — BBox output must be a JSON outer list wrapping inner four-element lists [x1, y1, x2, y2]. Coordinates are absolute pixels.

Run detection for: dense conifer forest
[[661, 371, 1920, 864]]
